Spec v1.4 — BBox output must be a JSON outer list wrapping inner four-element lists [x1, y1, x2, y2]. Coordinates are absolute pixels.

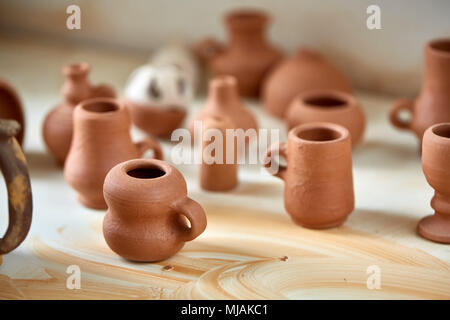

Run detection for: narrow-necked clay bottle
[[64, 98, 163, 210], [418, 123, 450, 243], [264, 122, 354, 229], [262, 49, 352, 119], [190, 76, 258, 142], [0, 119, 32, 254], [286, 90, 366, 146], [196, 9, 283, 97], [43, 63, 116, 166], [103, 159, 207, 262], [0, 79, 25, 145], [200, 115, 238, 191], [390, 39, 450, 144]]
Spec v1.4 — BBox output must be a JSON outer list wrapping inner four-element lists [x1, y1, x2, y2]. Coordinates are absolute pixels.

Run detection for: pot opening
[[83, 101, 118, 113], [127, 167, 166, 179], [430, 40, 450, 53], [297, 127, 342, 142], [304, 96, 347, 108], [432, 124, 450, 139]]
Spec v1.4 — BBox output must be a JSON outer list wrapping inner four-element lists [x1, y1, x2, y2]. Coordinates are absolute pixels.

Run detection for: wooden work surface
[[0, 34, 449, 300]]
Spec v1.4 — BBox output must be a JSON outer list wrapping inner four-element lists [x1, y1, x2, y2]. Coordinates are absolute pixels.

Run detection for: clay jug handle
[[134, 138, 164, 160], [389, 98, 414, 130], [264, 142, 288, 180], [194, 38, 225, 63], [0, 120, 32, 255], [171, 197, 207, 242]]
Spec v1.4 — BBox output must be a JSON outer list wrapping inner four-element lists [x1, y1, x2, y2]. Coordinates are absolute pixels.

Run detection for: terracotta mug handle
[[0, 120, 32, 254], [264, 142, 288, 180], [171, 197, 207, 242], [134, 138, 164, 160], [389, 98, 414, 130]]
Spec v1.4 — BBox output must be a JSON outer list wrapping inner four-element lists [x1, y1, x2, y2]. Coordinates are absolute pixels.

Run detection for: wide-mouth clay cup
[[264, 122, 354, 229]]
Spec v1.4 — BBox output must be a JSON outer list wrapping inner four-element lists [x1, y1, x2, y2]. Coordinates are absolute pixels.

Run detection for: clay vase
[[196, 9, 283, 97], [190, 76, 258, 142], [124, 64, 191, 137], [264, 122, 354, 228], [0, 119, 32, 254], [103, 159, 207, 262], [418, 123, 450, 243], [0, 79, 25, 145], [262, 49, 352, 119], [64, 98, 163, 210], [390, 39, 450, 143], [43, 62, 116, 166], [200, 115, 238, 191], [286, 90, 366, 146]]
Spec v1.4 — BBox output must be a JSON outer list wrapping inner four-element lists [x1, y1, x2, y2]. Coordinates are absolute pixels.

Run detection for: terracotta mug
[[103, 159, 207, 262], [264, 122, 354, 229], [0, 119, 32, 254], [418, 123, 450, 243], [64, 98, 163, 210]]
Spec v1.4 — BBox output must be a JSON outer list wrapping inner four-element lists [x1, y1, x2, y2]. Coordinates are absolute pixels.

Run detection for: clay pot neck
[[424, 40, 450, 91], [226, 11, 268, 47], [207, 77, 241, 109], [64, 63, 90, 81], [76, 100, 130, 134]]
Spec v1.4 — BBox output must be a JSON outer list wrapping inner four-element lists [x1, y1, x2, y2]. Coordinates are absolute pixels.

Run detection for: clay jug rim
[[427, 39, 450, 58], [427, 123, 450, 142], [210, 75, 238, 89], [120, 159, 173, 183], [289, 122, 349, 144], [225, 9, 269, 29], [63, 62, 90, 76], [77, 97, 123, 117], [294, 90, 355, 110]]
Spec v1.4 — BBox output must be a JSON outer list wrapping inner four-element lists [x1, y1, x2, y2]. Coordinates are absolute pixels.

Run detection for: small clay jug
[[0, 119, 32, 254], [262, 49, 352, 119], [190, 76, 258, 142], [196, 9, 283, 97], [200, 115, 238, 191], [0, 79, 25, 145], [418, 123, 450, 243], [390, 39, 450, 143], [103, 159, 207, 262], [286, 90, 366, 146], [43, 63, 116, 166], [264, 122, 354, 229], [64, 98, 163, 210]]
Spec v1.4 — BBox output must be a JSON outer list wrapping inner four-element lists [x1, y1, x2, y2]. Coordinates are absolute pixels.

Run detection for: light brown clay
[[264, 122, 354, 229], [196, 9, 283, 97], [390, 39, 450, 143], [103, 159, 207, 262], [190, 76, 258, 142], [64, 98, 163, 210], [200, 115, 238, 191], [43, 63, 116, 166], [0, 79, 25, 145], [418, 123, 450, 243], [262, 49, 352, 119], [286, 90, 366, 146]]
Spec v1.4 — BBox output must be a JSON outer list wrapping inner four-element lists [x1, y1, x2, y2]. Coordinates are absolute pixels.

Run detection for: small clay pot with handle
[[264, 122, 354, 229], [64, 98, 163, 210], [103, 159, 207, 262]]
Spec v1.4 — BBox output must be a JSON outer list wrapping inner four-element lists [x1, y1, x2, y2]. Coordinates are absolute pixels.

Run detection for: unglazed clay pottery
[[262, 49, 352, 119], [0, 119, 32, 254], [190, 76, 258, 142], [200, 115, 238, 191], [418, 123, 450, 243], [196, 9, 283, 97], [286, 90, 366, 146], [103, 159, 207, 262], [390, 39, 450, 144], [264, 122, 354, 229], [0, 79, 25, 145], [64, 98, 163, 210], [124, 64, 191, 137], [43, 62, 116, 166]]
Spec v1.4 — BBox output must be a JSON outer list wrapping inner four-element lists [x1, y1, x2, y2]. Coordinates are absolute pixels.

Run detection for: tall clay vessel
[[418, 123, 450, 243], [196, 9, 283, 97], [0, 80, 25, 145], [262, 49, 352, 118], [390, 39, 450, 143], [64, 98, 163, 210], [103, 159, 207, 262], [43, 63, 116, 166], [286, 90, 366, 146], [264, 122, 354, 229]]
